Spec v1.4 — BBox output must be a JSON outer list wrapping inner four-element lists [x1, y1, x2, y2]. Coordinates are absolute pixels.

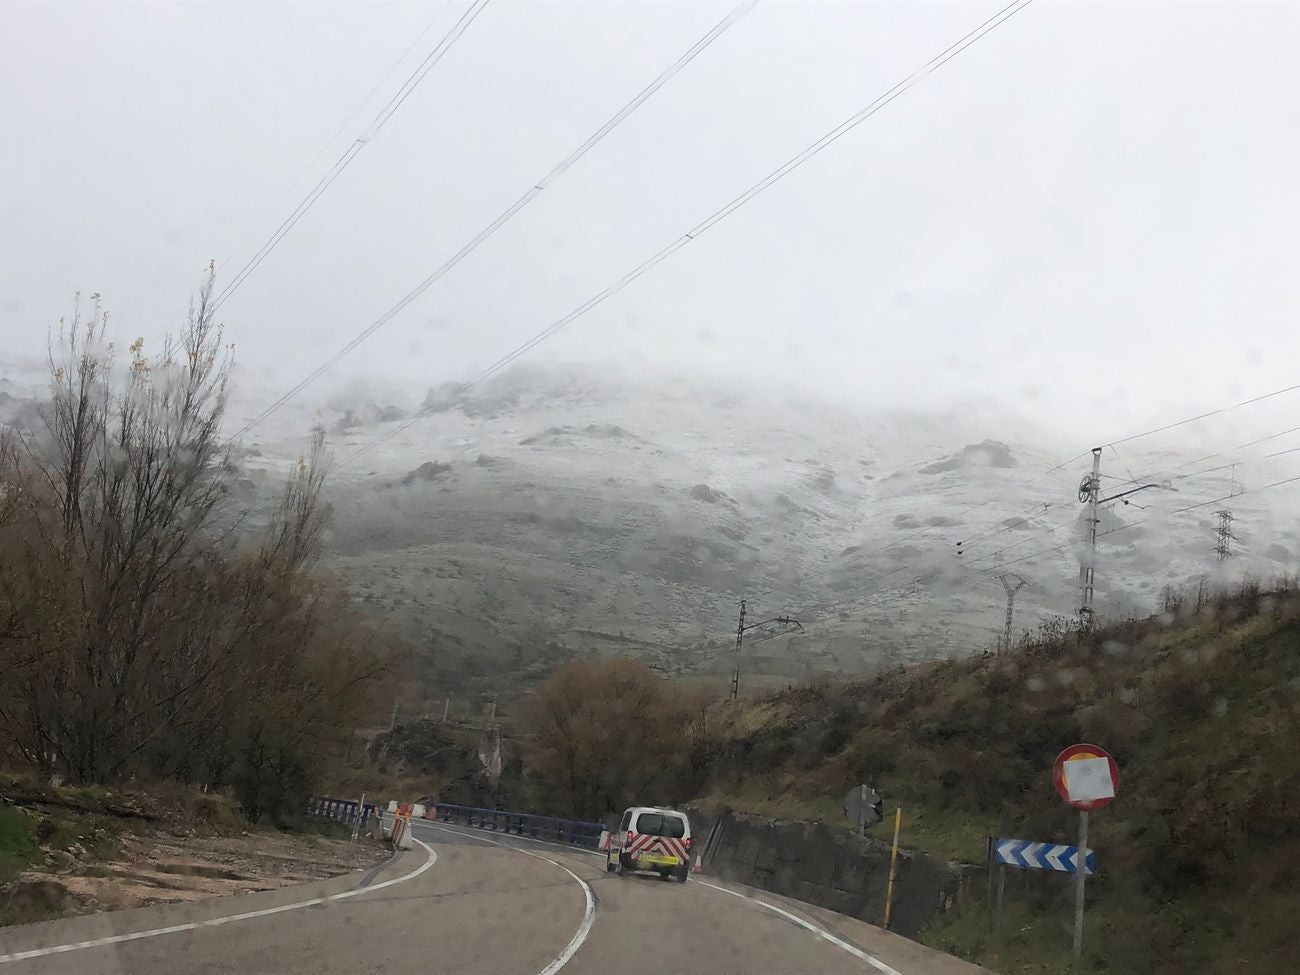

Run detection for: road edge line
[[696, 879, 907, 975], [0, 839, 438, 966], [419, 821, 595, 975]]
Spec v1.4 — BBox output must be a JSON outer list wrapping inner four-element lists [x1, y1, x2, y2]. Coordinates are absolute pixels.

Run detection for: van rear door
[[628, 811, 689, 864]]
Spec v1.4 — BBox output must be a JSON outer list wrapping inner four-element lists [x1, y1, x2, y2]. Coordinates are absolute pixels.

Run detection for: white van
[[605, 806, 692, 882]]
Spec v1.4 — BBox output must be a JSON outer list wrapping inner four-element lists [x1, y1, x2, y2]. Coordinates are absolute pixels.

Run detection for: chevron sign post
[[992, 838, 1095, 875]]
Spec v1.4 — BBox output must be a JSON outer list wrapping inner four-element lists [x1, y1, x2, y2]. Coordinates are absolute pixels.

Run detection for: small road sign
[[1053, 743, 1120, 811], [1052, 743, 1119, 970], [843, 785, 883, 832], [992, 837, 1095, 875]]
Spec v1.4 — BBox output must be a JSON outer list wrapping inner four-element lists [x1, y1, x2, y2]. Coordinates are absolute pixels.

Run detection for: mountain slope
[[691, 581, 1300, 974], [7, 357, 1299, 701], [294, 365, 1300, 699]]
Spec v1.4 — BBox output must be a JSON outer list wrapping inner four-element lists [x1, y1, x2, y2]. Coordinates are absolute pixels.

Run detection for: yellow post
[[883, 807, 902, 929]]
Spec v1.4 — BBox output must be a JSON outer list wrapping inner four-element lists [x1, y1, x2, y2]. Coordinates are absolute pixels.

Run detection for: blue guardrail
[[432, 803, 605, 849], [307, 796, 380, 827]]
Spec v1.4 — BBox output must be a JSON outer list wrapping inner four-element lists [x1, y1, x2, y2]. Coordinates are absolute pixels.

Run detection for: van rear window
[[634, 813, 685, 838]]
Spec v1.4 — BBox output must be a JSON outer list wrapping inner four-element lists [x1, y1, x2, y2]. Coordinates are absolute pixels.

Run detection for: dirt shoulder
[[1, 778, 387, 927], [9, 829, 387, 920]]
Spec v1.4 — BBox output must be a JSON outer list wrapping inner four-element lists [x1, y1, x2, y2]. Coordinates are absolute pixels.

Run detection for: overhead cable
[[212, 0, 494, 314], [236, 0, 758, 437], [342, 0, 1038, 467]]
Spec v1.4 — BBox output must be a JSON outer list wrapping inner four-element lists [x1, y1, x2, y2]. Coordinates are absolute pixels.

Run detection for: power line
[[899, 389, 1300, 573], [967, 510, 1081, 565], [763, 408, 1300, 628], [1172, 473, 1300, 515], [213, 2, 457, 287], [821, 451, 1300, 620], [805, 460, 1300, 645], [1106, 382, 1300, 449], [235, 0, 758, 438], [342, 0, 1038, 467], [957, 496, 1077, 555], [783, 407, 1300, 637], [979, 471, 1300, 573], [980, 522, 1143, 573], [211, 0, 493, 314], [1092, 422, 1300, 512], [966, 445, 1300, 567], [828, 450, 1089, 579], [746, 450, 1088, 616], [724, 451, 1088, 612]]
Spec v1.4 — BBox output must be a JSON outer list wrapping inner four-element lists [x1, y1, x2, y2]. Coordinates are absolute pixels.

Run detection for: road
[[0, 818, 991, 975]]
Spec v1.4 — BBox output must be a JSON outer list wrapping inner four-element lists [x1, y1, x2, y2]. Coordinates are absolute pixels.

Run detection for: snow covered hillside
[[6, 355, 1299, 699], [230, 363, 1300, 697]]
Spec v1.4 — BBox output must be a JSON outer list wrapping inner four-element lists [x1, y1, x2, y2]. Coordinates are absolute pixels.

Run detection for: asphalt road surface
[[0, 819, 992, 975]]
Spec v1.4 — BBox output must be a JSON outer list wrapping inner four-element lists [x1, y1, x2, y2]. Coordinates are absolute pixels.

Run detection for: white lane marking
[[419, 821, 596, 975], [0, 839, 438, 966], [697, 880, 906, 975]]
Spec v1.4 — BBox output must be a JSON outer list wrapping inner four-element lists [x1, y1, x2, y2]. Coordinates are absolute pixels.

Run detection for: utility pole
[[1076, 451, 1178, 628], [1216, 466, 1237, 562], [997, 573, 1028, 654], [730, 599, 804, 700], [1078, 448, 1102, 628], [730, 599, 746, 701], [1215, 510, 1234, 561]]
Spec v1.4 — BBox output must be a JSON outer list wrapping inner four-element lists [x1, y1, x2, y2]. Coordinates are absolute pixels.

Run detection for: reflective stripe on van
[[627, 833, 688, 861]]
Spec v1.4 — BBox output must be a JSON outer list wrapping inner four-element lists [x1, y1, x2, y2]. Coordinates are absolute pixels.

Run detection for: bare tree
[[0, 278, 393, 818]]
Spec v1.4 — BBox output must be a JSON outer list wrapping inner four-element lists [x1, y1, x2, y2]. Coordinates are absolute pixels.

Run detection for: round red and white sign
[[1053, 743, 1119, 811]]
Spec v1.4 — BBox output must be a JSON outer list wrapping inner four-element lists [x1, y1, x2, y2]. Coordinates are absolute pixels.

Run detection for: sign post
[[1052, 744, 1119, 971], [986, 837, 995, 931], [883, 807, 902, 929], [1073, 810, 1088, 963], [351, 792, 366, 843]]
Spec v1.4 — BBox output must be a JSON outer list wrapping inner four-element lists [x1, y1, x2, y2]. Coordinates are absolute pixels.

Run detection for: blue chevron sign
[[993, 837, 1095, 875]]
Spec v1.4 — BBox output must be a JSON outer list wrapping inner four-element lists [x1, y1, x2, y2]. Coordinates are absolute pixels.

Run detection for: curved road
[[0, 819, 991, 974]]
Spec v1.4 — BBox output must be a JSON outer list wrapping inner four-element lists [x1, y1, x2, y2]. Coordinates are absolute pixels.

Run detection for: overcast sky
[[3, 0, 1300, 446]]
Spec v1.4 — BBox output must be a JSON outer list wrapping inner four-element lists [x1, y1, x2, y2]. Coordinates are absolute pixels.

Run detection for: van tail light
[[684, 837, 693, 850]]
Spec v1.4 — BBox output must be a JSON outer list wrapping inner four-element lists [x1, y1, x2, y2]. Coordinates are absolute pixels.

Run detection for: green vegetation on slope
[[0, 805, 41, 885], [692, 581, 1300, 974]]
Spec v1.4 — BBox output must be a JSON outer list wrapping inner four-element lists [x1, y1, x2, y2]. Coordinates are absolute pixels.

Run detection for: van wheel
[[673, 866, 689, 883]]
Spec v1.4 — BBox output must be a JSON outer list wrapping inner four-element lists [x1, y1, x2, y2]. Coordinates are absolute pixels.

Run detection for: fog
[[3, 0, 1300, 446]]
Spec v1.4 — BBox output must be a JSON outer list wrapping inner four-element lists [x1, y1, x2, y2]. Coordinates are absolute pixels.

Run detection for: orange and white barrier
[[390, 801, 414, 850]]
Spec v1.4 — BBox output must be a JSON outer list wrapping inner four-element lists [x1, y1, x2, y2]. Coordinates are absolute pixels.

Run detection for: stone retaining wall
[[690, 808, 980, 939]]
